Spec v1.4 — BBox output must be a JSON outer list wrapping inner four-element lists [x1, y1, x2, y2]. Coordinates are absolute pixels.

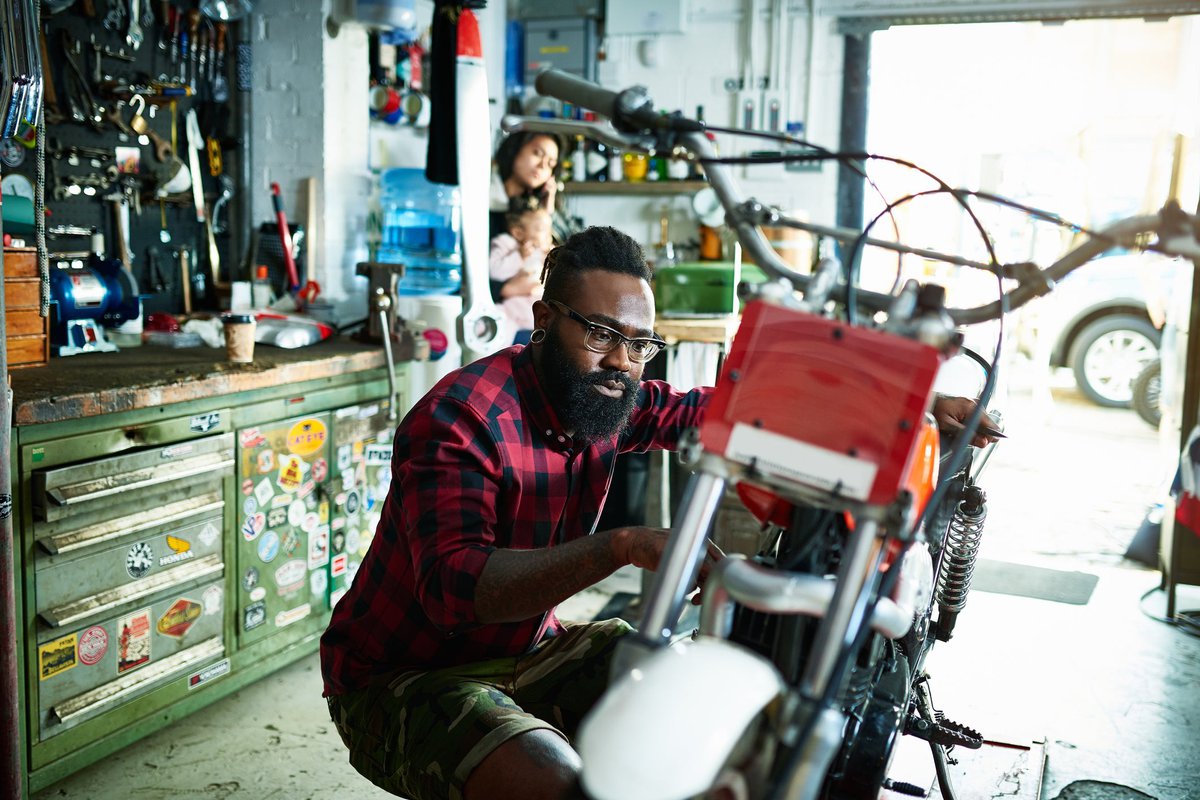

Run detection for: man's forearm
[[474, 530, 626, 624]]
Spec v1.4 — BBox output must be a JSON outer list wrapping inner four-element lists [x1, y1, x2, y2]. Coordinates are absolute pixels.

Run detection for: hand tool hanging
[[270, 182, 301, 293]]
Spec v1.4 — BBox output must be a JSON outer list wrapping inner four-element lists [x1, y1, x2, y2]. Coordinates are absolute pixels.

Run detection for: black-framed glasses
[[547, 300, 666, 363]]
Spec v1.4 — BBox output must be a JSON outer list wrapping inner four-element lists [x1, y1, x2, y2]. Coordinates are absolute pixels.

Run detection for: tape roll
[[403, 91, 431, 128]]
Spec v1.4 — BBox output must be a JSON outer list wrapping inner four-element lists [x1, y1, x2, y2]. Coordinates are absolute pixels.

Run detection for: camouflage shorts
[[326, 617, 632, 800]]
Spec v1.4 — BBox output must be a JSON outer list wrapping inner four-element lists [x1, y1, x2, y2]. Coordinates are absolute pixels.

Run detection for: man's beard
[[540, 325, 640, 441]]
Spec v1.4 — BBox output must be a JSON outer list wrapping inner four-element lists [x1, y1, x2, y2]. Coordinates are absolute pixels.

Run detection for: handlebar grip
[[535, 69, 620, 118]]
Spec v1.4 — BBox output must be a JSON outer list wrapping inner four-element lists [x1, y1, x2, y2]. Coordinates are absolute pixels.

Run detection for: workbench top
[[9, 338, 388, 427]]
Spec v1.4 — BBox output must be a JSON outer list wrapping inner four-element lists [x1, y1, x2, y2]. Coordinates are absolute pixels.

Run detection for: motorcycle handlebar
[[535, 70, 622, 122], [528, 68, 1200, 325]]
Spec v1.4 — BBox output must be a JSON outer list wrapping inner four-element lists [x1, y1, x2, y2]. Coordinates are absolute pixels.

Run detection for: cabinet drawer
[[6, 307, 46, 336], [5, 277, 41, 308], [37, 511, 225, 629], [7, 334, 48, 368], [35, 578, 226, 739], [3, 247, 38, 277], [32, 433, 233, 523]]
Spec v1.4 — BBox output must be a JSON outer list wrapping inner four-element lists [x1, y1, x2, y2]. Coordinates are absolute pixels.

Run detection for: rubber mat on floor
[[972, 559, 1099, 605], [1049, 780, 1156, 799]]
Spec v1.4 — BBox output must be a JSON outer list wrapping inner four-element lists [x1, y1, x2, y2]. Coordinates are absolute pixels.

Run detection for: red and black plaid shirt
[[321, 345, 711, 696]]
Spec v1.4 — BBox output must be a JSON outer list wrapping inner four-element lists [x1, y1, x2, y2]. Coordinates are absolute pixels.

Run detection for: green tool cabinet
[[9, 350, 405, 794]]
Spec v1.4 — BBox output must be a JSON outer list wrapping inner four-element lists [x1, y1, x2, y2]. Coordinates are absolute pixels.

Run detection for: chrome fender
[[577, 637, 785, 800]]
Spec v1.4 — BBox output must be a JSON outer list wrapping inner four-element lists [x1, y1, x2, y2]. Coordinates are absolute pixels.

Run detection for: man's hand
[[609, 527, 724, 600], [932, 395, 1002, 447]]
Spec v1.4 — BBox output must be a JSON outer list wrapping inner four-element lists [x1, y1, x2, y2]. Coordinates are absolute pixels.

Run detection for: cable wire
[[1138, 585, 1200, 639]]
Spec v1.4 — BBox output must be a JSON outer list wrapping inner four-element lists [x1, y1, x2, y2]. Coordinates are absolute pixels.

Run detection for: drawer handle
[[51, 637, 225, 725], [45, 454, 234, 507], [39, 555, 224, 629], [38, 494, 224, 555]]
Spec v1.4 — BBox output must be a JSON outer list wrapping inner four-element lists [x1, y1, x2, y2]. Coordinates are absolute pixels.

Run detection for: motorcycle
[[505, 69, 1200, 800]]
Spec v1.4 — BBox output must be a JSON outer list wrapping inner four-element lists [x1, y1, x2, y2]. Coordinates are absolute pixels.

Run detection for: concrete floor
[[30, 375, 1200, 800]]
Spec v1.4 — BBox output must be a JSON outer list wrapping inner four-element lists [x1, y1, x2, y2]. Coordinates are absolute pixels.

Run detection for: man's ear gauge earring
[[529, 328, 546, 344]]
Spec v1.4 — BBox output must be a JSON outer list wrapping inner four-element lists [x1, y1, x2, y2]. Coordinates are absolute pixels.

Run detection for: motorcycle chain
[[905, 713, 984, 749]]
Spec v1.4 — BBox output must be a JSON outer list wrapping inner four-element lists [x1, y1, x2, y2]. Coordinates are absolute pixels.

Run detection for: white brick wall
[[250, 0, 509, 319]]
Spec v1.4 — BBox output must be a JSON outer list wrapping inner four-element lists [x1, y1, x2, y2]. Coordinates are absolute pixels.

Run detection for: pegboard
[[4, 0, 247, 319]]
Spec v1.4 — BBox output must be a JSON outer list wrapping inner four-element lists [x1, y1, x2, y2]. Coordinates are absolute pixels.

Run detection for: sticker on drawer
[[126, 541, 155, 579], [277, 455, 304, 492], [158, 535, 195, 567], [240, 428, 266, 448], [275, 603, 312, 629], [190, 412, 221, 433], [244, 601, 266, 631], [287, 419, 327, 456], [38, 634, 78, 681], [268, 507, 288, 529], [364, 444, 392, 465], [188, 658, 231, 690], [203, 585, 224, 616], [161, 443, 195, 460], [257, 531, 281, 563], [78, 625, 109, 666], [157, 598, 202, 639], [242, 512, 266, 542], [309, 526, 330, 570], [255, 477, 275, 507], [117, 609, 152, 673], [274, 559, 307, 595]]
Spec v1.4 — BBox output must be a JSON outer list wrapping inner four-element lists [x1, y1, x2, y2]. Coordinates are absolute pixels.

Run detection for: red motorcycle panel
[[700, 301, 942, 508]]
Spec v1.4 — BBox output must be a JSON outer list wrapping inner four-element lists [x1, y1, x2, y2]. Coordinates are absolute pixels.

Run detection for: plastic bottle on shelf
[[572, 134, 588, 183], [692, 105, 711, 181], [583, 112, 608, 181], [607, 148, 623, 182], [252, 265, 274, 307], [378, 168, 462, 295]]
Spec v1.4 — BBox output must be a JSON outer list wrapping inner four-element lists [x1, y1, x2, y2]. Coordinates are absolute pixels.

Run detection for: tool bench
[[6, 339, 406, 794]]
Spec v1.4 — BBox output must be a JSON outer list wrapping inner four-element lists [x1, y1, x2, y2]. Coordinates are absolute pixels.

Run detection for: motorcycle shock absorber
[[934, 485, 987, 641]]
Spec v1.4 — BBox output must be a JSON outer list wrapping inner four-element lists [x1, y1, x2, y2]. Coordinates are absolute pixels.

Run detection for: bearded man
[[320, 226, 991, 800], [321, 226, 708, 800]]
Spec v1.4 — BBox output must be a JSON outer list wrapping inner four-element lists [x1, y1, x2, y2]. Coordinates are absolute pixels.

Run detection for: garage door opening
[[860, 16, 1200, 797]]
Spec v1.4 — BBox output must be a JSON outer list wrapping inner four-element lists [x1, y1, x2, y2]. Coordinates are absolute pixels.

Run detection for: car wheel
[[1069, 314, 1160, 408], [1132, 361, 1162, 429]]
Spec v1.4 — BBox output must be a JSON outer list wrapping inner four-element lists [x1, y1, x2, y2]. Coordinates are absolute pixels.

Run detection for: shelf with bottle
[[561, 180, 710, 196]]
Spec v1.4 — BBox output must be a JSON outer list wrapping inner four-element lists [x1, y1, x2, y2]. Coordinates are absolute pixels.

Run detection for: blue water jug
[[379, 168, 462, 295]]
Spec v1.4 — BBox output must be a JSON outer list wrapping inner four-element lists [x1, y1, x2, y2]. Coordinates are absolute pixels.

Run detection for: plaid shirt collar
[[512, 345, 583, 454]]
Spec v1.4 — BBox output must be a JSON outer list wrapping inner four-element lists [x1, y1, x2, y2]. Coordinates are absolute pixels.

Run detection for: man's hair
[[494, 131, 565, 183], [541, 226, 651, 305]]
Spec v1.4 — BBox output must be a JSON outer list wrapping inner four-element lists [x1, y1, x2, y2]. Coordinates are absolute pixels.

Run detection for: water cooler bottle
[[378, 168, 465, 400]]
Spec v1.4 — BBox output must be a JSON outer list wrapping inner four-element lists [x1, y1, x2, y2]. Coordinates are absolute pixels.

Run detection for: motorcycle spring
[[934, 485, 987, 641]]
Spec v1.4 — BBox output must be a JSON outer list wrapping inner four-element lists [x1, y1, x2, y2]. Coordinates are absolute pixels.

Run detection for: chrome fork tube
[[798, 518, 879, 698], [637, 471, 726, 647]]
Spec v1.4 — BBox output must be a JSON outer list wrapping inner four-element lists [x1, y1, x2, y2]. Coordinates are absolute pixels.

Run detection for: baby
[[489, 205, 553, 340]]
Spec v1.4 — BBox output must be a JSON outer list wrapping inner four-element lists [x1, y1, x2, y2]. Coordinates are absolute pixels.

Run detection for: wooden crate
[[4, 247, 48, 369]]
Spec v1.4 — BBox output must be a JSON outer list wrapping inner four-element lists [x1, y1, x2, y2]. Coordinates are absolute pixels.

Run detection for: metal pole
[[1179, 189, 1200, 450], [1, 195, 24, 800], [835, 32, 871, 263]]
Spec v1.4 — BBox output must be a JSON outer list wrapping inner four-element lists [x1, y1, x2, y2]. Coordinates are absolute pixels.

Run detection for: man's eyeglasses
[[547, 300, 666, 363]]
